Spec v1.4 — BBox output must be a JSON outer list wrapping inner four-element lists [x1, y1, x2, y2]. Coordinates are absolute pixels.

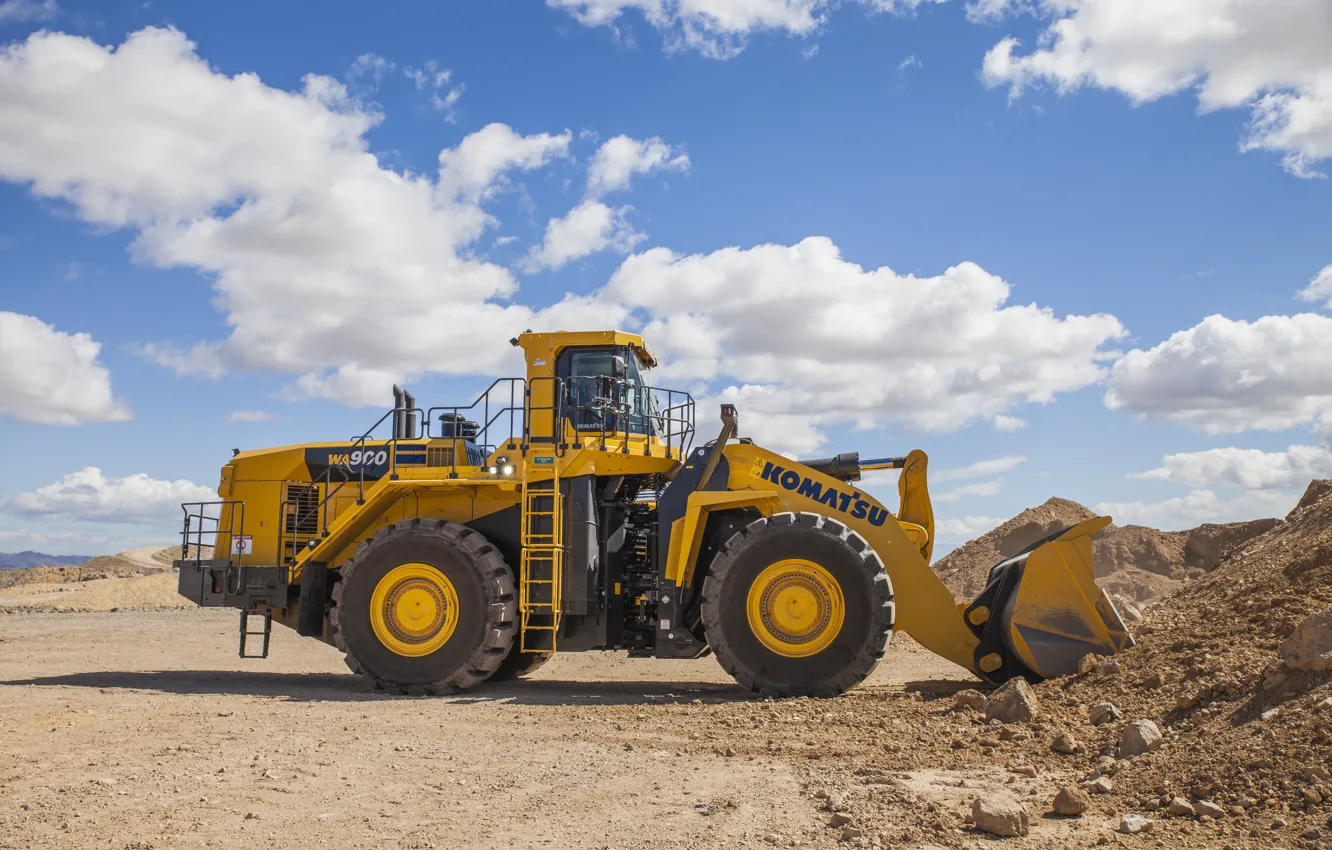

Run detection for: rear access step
[[239, 609, 273, 659], [963, 516, 1133, 685]]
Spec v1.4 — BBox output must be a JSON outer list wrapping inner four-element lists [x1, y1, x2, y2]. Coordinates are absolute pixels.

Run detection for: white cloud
[[934, 455, 1026, 482], [288, 364, 408, 408], [598, 237, 1125, 448], [801, 43, 820, 59], [522, 199, 645, 272], [934, 479, 1003, 503], [1130, 444, 1332, 492], [992, 413, 1027, 431], [0, 312, 131, 426], [1297, 264, 1332, 309], [548, 0, 948, 59], [5, 467, 215, 525], [965, 0, 1027, 23], [1105, 313, 1332, 434], [0, 27, 601, 405], [346, 53, 394, 93], [0, 0, 56, 22], [897, 53, 921, 72], [226, 409, 276, 423], [980, 0, 1332, 177], [935, 515, 1003, 541], [1094, 488, 1299, 531], [403, 60, 465, 120], [587, 135, 690, 196]]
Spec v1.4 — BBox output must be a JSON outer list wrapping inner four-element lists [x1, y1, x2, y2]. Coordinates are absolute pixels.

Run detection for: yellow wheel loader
[[176, 330, 1132, 696]]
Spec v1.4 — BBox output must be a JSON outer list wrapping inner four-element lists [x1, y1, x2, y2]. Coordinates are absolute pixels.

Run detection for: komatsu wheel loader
[[176, 330, 1132, 696]]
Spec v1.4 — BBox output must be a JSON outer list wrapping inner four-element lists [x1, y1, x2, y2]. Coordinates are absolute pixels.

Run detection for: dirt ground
[[0, 608, 1128, 850]]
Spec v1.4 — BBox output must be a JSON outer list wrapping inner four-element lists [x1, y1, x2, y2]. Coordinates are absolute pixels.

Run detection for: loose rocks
[[1196, 801, 1225, 819], [1119, 719, 1163, 758], [1166, 797, 1195, 817], [1089, 702, 1121, 725], [1119, 814, 1153, 834], [1280, 606, 1332, 670], [1051, 732, 1080, 754], [971, 793, 1030, 837], [954, 689, 988, 712], [1053, 786, 1091, 816], [985, 678, 1040, 724]]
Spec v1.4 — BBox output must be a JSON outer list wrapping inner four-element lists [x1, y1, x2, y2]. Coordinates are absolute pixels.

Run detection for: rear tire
[[700, 512, 894, 697], [488, 649, 552, 681], [330, 519, 517, 695]]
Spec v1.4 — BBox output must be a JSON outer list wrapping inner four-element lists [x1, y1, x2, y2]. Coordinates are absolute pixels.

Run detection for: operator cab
[[559, 344, 656, 435]]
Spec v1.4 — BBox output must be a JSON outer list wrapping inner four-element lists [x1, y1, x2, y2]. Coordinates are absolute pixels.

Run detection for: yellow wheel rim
[[369, 563, 459, 657], [746, 559, 845, 658]]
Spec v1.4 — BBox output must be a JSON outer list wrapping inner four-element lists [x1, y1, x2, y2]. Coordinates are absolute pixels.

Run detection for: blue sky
[[1, 0, 1330, 555]]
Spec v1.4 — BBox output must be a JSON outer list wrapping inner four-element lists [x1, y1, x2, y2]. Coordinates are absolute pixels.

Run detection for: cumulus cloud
[[5, 467, 215, 525], [402, 60, 465, 120], [0, 312, 131, 426], [0, 0, 56, 22], [980, 0, 1332, 176], [933, 479, 1003, 503], [547, 0, 948, 59], [587, 135, 689, 196], [522, 199, 645, 272], [1298, 264, 1332, 309], [0, 27, 600, 403], [935, 515, 1004, 541], [1094, 488, 1299, 530], [598, 237, 1125, 449], [226, 409, 276, 423], [934, 455, 1026, 482], [1130, 444, 1332, 492], [992, 414, 1027, 431], [1105, 313, 1332, 434]]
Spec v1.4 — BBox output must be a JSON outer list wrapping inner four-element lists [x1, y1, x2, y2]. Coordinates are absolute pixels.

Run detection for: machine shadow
[[0, 670, 758, 706]]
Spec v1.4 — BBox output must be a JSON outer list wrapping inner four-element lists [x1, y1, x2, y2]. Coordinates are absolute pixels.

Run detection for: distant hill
[[0, 551, 92, 569]]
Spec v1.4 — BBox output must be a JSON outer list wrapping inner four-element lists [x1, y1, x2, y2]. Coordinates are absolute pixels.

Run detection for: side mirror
[[611, 354, 628, 379]]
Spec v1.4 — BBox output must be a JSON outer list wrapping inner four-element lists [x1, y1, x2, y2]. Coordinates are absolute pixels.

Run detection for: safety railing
[[179, 500, 247, 592], [277, 376, 696, 549]]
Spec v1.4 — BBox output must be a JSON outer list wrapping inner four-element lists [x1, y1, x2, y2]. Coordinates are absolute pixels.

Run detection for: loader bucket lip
[[967, 515, 1128, 684]]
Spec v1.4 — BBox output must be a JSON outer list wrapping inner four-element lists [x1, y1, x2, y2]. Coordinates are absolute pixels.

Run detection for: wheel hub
[[370, 563, 459, 657], [746, 559, 845, 657]]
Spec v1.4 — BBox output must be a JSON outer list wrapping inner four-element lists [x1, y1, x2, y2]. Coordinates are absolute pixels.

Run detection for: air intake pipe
[[800, 452, 908, 482], [392, 385, 405, 439], [403, 390, 418, 439]]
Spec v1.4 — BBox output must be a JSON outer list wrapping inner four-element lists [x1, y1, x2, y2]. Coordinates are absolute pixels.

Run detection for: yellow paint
[[978, 652, 1004, 673], [745, 559, 845, 657], [968, 605, 991, 626], [369, 563, 459, 657], [666, 490, 782, 586]]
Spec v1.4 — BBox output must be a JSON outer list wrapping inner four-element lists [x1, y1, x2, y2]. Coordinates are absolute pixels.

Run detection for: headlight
[[487, 465, 498, 475], [501, 464, 515, 475]]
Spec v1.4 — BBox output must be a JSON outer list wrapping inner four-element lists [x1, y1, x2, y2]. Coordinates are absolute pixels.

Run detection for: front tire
[[700, 512, 894, 697], [330, 519, 517, 694]]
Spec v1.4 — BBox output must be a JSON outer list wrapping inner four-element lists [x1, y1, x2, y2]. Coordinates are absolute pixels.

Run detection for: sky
[[1, 0, 1330, 556]]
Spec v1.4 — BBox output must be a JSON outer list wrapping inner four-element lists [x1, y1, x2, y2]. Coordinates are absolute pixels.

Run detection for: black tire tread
[[700, 511, 895, 698], [329, 518, 517, 695]]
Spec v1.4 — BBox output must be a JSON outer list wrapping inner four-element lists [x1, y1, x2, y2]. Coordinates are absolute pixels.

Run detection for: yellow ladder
[[519, 451, 563, 651]]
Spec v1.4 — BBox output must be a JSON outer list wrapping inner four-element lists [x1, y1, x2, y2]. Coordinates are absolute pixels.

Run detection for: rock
[[1306, 766, 1331, 783], [1051, 732, 1080, 754], [985, 678, 1040, 724], [1053, 786, 1091, 816], [840, 827, 864, 841], [1090, 702, 1121, 725], [1166, 797, 1195, 817], [829, 813, 854, 828], [1120, 602, 1143, 622], [971, 793, 1030, 837], [1078, 654, 1100, 675], [1294, 479, 1332, 512], [1195, 801, 1225, 819], [1119, 720, 1163, 758], [1303, 788, 1323, 806], [1088, 777, 1113, 795], [1119, 814, 1153, 834], [1280, 606, 1332, 671], [826, 791, 846, 812], [1316, 696, 1332, 711], [1142, 672, 1164, 689], [1094, 756, 1118, 775], [1010, 764, 1038, 778], [762, 833, 782, 845], [954, 689, 988, 712], [1097, 657, 1121, 675], [1304, 826, 1322, 841]]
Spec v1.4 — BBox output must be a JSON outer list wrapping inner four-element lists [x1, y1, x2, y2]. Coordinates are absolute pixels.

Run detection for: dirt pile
[[1002, 479, 1332, 845], [934, 497, 1280, 606]]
